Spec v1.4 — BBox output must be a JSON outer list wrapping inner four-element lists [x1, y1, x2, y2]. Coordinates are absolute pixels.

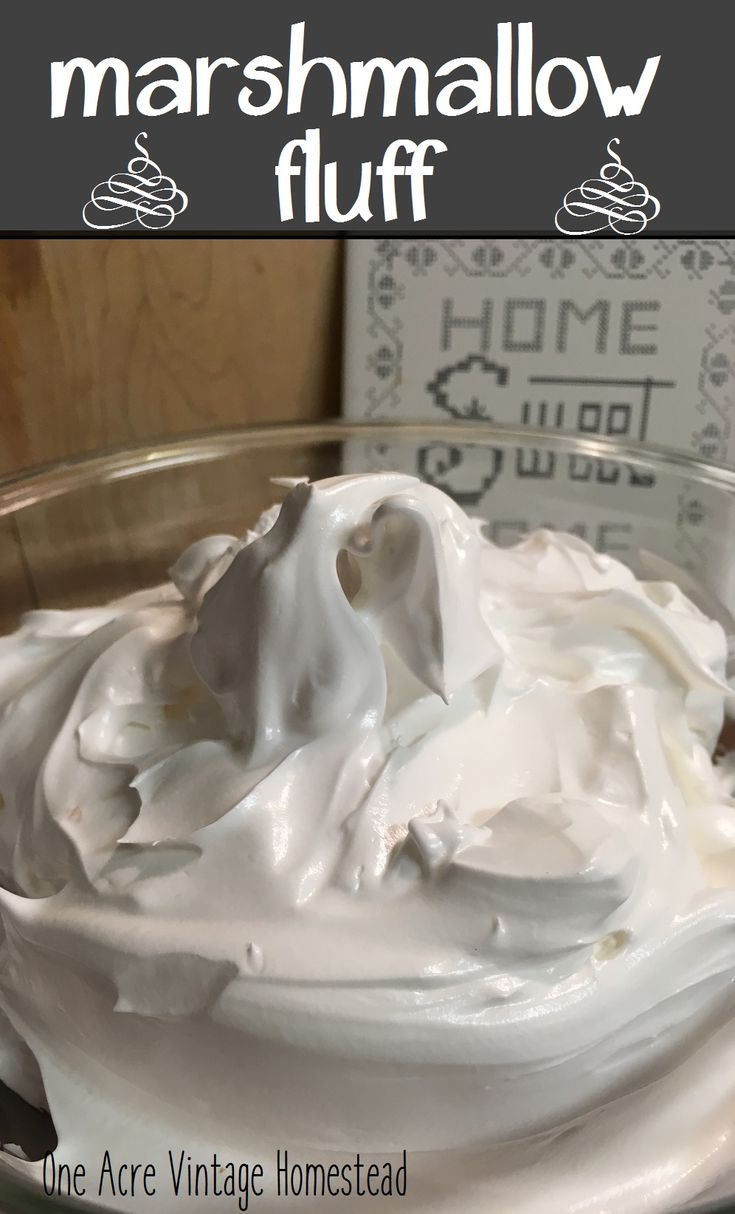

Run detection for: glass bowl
[[0, 420, 735, 1214]]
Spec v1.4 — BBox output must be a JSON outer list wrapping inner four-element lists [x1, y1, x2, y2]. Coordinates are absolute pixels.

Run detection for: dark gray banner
[[3, 1, 731, 233]]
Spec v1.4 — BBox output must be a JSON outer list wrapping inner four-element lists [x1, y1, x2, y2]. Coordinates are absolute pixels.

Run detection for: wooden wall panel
[[0, 238, 342, 475]]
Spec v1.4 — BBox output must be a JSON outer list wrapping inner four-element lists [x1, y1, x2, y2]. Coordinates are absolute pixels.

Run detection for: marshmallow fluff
[[0, 472, 735, 1212]]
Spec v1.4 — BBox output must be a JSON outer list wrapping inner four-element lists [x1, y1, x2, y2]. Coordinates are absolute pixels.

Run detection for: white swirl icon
[[555, 138, 660, 235], [82, 132, 188, 231]]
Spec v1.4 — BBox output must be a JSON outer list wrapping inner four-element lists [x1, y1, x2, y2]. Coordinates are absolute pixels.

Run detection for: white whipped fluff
[[0, 471, 735, 1213]]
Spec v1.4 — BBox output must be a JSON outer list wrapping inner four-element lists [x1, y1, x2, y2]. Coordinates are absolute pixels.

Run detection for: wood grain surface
[[0, 238, 343, 474], [0, 237, 343, 628]]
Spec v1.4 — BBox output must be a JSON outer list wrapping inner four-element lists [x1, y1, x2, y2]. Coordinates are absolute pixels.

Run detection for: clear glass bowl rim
[[3, 419, 735, 518], [0, 419, 734, 1214]]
